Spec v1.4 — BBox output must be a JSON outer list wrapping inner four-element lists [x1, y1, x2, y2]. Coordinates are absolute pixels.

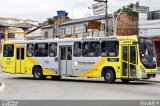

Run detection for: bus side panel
[[42, 57, 59, 76], [25, 57, 38, 75], [73, 57, 121, 78], [72, 57, 102, 77], [24, 57, 57, 75]]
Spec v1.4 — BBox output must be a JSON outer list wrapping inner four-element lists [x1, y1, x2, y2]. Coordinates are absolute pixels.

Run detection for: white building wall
[[27, 28, 42, 39], [59, 21, 106, 38], [139, 0, 160, 37], [41, 27, 54, 39], [0, 17, 39, 26]]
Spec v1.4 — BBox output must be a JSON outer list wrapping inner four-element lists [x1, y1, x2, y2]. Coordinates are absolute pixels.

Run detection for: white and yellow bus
[[1, 36, 157, 83]]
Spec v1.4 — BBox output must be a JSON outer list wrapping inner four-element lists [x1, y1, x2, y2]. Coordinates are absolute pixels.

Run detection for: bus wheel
[[51, 76, 61, 80], [104, 69, 115, 83], [33, 67, 46, 80], [121, 79, 130, 83]]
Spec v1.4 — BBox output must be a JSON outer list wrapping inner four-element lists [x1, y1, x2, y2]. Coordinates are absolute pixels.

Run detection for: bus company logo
[[2, 100, 19, 106], [74, 62, 78, 66], [54, 58, 58, 62], [75, 61, 95, 66]]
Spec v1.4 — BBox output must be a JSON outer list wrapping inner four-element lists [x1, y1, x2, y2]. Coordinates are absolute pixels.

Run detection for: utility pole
[[94, 0, 108, 36], [105, 0, 108, 36], [137, 2, 139, 36]]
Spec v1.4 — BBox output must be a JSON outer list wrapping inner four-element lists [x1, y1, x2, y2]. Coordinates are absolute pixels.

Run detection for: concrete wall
[[58, 14, 137, 38], [139, 0, 160, 37], [41, 27, 54, 39], [58, 21, 108, 38], [27, 28, 42, 40]]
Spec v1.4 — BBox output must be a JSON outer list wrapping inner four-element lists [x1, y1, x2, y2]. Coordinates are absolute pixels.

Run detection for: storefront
[[152, 37, 160, 68]]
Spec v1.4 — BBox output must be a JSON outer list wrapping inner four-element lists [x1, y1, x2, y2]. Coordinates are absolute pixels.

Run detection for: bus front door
[[59, 46, 72, 75], [122, 45, 137, 79], [16, 47, 25, 74]]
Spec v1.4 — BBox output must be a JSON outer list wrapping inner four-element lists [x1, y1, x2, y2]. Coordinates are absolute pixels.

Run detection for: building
[[27, 24, 56, 40], [139, 0, 160, 68], [0, 22, 32, 41], [0, 17, 40, 40], [41, 25, 55, 39], [115, 13, 138, 36], [27, 10, 70, 39], [58, 13, 137, 38], [53, 10, 70, 37], [58, 15, 110, 38], [0, 22, 32, 52], [26, 26, 42, 40], [0, 17, 39, 25]]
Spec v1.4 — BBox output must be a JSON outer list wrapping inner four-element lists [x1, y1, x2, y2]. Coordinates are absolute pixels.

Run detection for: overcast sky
[[0, 0, 138, 22]]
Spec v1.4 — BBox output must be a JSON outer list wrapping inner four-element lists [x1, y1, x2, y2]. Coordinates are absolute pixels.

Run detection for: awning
[[153, 37, 160, 42]]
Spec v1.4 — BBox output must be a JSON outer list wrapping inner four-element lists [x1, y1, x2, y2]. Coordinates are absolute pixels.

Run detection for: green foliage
[[47, 18, 54, 25], [115, 2, 139, 16]]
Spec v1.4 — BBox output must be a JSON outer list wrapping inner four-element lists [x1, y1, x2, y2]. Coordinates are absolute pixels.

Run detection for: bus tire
[[121, 79, 130, 83], [51, 76, 61, 80], [104, 69, 115, 83], [33, 67, 46, 80]]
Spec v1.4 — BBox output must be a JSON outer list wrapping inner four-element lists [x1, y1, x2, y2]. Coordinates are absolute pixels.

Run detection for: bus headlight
[[140, 66, 145, 73]]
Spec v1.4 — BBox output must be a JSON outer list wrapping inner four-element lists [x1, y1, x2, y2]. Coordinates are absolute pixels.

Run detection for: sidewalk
[[0, 81, 5, 91], [148, 72, 160, 82]]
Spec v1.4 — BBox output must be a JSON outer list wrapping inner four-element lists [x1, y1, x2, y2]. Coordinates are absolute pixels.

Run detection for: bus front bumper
[[137, 71, 156, 79]]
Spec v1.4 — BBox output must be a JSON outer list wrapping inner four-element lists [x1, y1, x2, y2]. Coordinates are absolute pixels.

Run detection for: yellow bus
[[1, 36, 157, 83]]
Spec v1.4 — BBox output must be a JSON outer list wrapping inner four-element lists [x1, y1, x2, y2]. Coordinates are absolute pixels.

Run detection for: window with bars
[[147, 10, 160, 20], [0, 33, 5, 38], [44, 32, 48, 38], [8, 33, 15, 38]]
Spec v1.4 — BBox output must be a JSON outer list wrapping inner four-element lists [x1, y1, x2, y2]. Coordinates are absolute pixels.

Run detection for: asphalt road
[[0, 72, 160, 100]]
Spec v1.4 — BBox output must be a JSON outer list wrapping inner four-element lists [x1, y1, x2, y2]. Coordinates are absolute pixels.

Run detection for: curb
[[0, 81, 5, 91], [147, 75, 160, 82]]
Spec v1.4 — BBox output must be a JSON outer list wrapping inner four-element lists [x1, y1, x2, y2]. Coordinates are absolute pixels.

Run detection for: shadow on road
[[5, 76, 157, 85], [141, 80, 160, 83]]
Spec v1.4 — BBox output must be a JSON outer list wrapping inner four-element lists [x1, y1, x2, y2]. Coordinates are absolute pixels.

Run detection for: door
[[122, 45, 137, 78], [158, 44, 160, 67], [16, 47, 25, 73], [155, 42, 160, 67], [59, 46, 72, 75]]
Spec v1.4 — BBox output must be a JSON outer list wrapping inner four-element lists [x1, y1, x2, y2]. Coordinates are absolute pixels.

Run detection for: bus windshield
[[138, 37, 156, 69]]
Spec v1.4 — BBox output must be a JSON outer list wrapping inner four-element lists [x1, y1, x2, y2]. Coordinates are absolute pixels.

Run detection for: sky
[[0, 0, 138, 22]]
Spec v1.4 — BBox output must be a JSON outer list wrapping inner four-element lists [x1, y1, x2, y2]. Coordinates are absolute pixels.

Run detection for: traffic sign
[[92, 2, 106, 15]]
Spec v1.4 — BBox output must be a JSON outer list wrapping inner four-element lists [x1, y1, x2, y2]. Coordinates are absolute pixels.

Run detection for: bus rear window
[[3, 44, 14, 57]]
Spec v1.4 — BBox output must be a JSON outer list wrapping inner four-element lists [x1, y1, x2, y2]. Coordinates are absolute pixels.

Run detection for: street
[[0, 72, 160, 100]]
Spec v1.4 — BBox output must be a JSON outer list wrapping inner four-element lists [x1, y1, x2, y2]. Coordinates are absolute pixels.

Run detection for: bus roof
[[3, 35, 149, 44]]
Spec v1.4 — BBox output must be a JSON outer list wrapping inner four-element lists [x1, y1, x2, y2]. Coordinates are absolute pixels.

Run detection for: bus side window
[[34, 43, 48, 57], [101, 42, 109, 56], [101, 41, 119, 57], [27, 44, 34, 57], [49, 43, 57, 57], [74, 42, 82, 57], [82, 42, 100, 57], [3, 44, 14, 57]]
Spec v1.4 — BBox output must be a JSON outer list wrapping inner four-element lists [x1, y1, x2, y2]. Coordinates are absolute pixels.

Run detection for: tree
[[115, 2, 138, 16], [47, 18, 54, 25]]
